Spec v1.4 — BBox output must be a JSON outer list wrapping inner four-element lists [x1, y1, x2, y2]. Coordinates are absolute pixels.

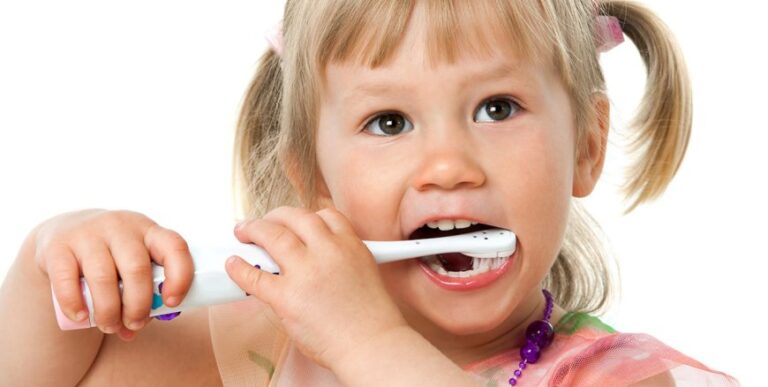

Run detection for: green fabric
[[554, 311, 617, 335], [247, 350, 276, 379]]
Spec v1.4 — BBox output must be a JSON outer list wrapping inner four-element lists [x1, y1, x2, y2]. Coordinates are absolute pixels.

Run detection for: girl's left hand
[[225, 206, 408, 370]]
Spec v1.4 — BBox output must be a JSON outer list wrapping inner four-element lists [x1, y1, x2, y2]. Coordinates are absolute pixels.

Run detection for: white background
[[1, 1, 764, 384]]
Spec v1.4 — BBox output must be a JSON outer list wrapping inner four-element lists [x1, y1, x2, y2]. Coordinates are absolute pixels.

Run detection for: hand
[[225, 206, 407, 369], [34, 209, 194, 340]]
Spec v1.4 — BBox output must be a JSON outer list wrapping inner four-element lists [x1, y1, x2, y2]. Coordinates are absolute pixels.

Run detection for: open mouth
[[408, 223, 514, 278]]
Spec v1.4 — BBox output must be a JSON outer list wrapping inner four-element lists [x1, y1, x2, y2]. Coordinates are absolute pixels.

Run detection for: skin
[[8, 2, 677, 385]]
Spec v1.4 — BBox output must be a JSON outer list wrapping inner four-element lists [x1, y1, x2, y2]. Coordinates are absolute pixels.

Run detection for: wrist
[[331, 324, 481, 387], [330, 323, 410, 374]]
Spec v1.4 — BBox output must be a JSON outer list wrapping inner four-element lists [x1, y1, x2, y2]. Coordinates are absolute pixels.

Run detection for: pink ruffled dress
[[208, 299, 738, 386]]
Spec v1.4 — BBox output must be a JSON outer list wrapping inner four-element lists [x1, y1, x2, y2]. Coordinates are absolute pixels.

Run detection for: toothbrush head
[[365, 227, 517, 264], [458, 228, 516, 259]]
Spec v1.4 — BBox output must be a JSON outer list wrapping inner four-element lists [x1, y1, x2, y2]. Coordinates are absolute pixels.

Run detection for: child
[[0, 0, 739, 385]]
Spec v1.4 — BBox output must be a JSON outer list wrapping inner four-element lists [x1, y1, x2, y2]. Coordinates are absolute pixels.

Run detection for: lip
[[417, 250, 516, 291]]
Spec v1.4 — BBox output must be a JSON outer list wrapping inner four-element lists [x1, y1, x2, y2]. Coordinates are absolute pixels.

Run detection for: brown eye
[[364, 113, 413, 136], [474, 98, 520, 122]]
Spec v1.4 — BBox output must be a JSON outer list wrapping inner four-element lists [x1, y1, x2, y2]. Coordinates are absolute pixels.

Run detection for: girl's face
[[312, 5, 597, 352]]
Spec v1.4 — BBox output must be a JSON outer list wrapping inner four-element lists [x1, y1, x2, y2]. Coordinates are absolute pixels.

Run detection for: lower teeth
[[422, 256, 508, 278]]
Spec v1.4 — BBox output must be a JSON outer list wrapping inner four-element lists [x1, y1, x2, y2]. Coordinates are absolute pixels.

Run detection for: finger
[[45, 243, 89, 323], [234, 219, 306, 272], [110, 238, 153, 331], [314, 207, 358, 236], [144, 224, 194, 307], [78, 240, 123, 334], [262, 206, 333, 243], [225, 255, 278, 303]]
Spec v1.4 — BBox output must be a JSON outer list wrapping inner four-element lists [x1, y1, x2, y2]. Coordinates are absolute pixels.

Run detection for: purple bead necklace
[[508, 289, 555, 386]]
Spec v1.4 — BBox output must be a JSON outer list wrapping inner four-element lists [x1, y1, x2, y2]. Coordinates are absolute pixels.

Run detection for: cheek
[[317, 143, 407, 240], [529, 133, 574, 259], [492, 125, 574, 263]]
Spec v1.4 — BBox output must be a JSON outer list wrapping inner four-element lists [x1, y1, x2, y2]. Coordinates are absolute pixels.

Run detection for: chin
[[384, 262, 530, 335], [393, 289, 520, 339], [432, 302, 513, 335]]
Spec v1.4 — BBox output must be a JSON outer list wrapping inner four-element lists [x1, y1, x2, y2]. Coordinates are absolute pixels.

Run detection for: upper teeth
[[425, 219, 479, 231]]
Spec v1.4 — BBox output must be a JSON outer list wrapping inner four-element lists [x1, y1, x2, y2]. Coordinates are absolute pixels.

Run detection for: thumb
[[225, 256, 278, 303]]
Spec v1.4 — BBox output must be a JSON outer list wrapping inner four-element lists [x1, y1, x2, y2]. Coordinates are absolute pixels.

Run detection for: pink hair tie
[[265, 21, 284, 57], [595, 15, 624, 53]]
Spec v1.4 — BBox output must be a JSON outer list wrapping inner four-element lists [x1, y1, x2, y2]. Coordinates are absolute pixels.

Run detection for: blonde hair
[[231, 0, 691, 314]]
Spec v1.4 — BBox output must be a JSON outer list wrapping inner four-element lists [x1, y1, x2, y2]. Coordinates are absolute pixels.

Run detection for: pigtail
[[547, 1, 691, 313], [600, 1, 692, 212], [231, 50, 299, 220]]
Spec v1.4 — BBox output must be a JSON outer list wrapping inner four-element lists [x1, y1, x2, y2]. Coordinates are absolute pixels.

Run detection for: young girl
[[0, 0, 739, 385]]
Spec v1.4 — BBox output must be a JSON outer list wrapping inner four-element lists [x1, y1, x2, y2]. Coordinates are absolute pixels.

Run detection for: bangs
[[312, 0, 555, 68]]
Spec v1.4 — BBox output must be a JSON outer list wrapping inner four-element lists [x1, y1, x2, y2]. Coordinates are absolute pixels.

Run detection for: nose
[[410, 126, 486, 191]]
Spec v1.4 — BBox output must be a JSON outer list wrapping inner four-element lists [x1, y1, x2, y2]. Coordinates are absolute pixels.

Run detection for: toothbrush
[[52, 228, 515, 330]]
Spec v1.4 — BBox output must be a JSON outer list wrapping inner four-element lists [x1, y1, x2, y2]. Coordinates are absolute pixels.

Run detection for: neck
[[401, 294, 567, 366]]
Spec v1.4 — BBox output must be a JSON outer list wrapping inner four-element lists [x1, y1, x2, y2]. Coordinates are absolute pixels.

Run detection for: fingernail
[[103, 325, 118, 334], [166, 296, 179, 307], [74, 310, 88, 321], [227, 256, 240, 265], [121, 330, 136, 341], [127, 320, 145, 330]]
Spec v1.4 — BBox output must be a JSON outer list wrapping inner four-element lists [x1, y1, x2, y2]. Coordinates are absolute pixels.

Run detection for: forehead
[[323, 51, 547, 109]]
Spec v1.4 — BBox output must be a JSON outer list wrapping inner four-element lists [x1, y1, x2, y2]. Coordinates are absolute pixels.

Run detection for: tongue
[[437, 253, 474, 272]]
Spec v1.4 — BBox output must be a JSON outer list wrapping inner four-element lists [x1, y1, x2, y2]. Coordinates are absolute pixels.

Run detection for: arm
[[0, 227, 104, 385], [226, 207, 483, 386], [332, 325, 482, 387]]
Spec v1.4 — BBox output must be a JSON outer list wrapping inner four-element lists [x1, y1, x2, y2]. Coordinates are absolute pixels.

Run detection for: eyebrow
[[345, 62, 530, 102]]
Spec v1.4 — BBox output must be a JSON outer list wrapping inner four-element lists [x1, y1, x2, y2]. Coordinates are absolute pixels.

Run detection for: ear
[[572, 93, 609, 197], [282, 153, 334, 210]]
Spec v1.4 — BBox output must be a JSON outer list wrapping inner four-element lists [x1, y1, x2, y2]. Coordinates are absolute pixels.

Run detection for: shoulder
[[79, 306, 222, 386]]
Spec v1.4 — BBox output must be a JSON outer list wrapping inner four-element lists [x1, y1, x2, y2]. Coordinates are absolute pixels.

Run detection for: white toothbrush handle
[[52, 229, 515, 330]]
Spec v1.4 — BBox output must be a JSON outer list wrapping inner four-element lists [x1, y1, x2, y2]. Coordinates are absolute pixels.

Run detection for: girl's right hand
[[33, 209, 194, 340]]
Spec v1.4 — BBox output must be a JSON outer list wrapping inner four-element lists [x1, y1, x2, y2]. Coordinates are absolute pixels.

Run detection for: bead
[[507, 289, 554, 384], [521, 341, 541, 363], [526, 320, 555, 348], [542, 289, 554, 319]]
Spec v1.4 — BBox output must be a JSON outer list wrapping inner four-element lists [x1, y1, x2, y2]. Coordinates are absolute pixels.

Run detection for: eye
[[474, 98, 521, 123], [363, 112, 414, 136]]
